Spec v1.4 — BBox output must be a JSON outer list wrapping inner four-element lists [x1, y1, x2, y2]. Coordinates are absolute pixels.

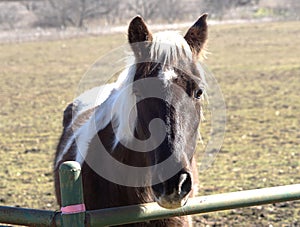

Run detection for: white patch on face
[[163, 70, 177, 81], [158, 69, 178, 87]]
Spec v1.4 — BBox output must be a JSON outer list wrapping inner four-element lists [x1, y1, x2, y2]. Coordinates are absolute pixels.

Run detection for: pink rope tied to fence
[[61, 204, 86, 214]]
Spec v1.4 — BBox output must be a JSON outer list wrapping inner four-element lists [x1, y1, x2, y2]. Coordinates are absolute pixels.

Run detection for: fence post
[[59, 161, 85, 227]]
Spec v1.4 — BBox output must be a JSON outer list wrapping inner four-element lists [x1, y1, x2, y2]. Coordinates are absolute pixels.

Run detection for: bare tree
[[127, 0, 160, 21], [259, 0, 300, 19], [203, 0, 235, 18], [31, 0, 74, 28], [158, 0, 186, 23], [32, 0, 120, 28], [203, 0, 259, 19], [76, 0, 119, 27], [288, 0, 300, 18], [0, 3, 23, 29]]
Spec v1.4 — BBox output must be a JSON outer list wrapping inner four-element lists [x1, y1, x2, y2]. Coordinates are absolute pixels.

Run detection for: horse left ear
[[184, 14, 208, 56]]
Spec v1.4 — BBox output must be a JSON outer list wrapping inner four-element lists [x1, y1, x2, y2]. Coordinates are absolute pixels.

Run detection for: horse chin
[[154, 195, 189, 209]]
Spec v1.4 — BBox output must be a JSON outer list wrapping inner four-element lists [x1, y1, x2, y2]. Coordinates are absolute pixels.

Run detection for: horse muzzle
[[151, 170, 192, 209]]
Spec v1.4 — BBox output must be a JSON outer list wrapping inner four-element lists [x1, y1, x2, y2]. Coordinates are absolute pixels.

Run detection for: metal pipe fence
[[0, 161, 299, 226]]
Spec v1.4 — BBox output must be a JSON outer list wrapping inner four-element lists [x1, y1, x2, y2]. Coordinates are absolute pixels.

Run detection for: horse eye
[[194, 89, 203, 99]]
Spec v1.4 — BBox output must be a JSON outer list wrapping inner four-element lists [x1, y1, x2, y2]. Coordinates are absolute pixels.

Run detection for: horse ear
[[184, 14, 208, 56], [128, 16, 152, 44]]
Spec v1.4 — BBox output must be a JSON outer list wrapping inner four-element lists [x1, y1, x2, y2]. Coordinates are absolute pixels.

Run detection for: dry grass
[[0, 21, 299, 226]]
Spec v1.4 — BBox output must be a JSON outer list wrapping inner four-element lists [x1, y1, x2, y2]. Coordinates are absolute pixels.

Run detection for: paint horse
[[54, 14, 208, 226]]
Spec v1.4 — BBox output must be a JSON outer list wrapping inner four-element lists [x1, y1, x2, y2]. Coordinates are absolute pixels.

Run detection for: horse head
[[127, 15, 208, 209]]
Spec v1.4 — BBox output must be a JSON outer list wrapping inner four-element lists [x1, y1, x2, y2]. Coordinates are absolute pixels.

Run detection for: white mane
[[151, 31, 193, 66], [55, 31, 205, 167]]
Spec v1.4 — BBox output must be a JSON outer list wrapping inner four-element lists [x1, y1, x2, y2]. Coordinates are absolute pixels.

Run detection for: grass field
[[0, 21, 299, 226]]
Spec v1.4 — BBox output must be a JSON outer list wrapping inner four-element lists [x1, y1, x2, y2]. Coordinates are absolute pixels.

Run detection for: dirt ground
[[0, 21, 299, 226]]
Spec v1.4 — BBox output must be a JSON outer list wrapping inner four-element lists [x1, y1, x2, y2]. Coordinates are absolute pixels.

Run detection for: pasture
[[0, 21, 299, 226]]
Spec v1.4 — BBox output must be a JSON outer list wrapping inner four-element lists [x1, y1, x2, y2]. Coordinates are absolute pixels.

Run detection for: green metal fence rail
[[0, 161, 299, 226], [0, 206, 60, 227], [88, 183, 300, 226]]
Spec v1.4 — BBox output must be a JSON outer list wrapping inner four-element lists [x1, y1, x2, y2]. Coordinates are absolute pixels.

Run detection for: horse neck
[[102, 124, 155, 203], [97, 121, 150, 167]]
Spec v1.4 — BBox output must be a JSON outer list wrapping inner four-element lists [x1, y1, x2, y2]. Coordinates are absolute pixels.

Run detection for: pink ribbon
[[61, 204, 86, 214]]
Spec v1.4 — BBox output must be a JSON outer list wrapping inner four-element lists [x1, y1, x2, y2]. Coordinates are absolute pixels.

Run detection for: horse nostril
[[178, 173, 192, 197], [152, 182, 164, 198]]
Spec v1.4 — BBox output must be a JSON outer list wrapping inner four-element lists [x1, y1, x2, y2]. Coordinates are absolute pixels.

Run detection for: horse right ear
[[128, 16, 152, 44]]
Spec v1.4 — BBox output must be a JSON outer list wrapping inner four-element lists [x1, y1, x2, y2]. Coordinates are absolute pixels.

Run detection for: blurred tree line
[[0, 0, 299, 30]]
